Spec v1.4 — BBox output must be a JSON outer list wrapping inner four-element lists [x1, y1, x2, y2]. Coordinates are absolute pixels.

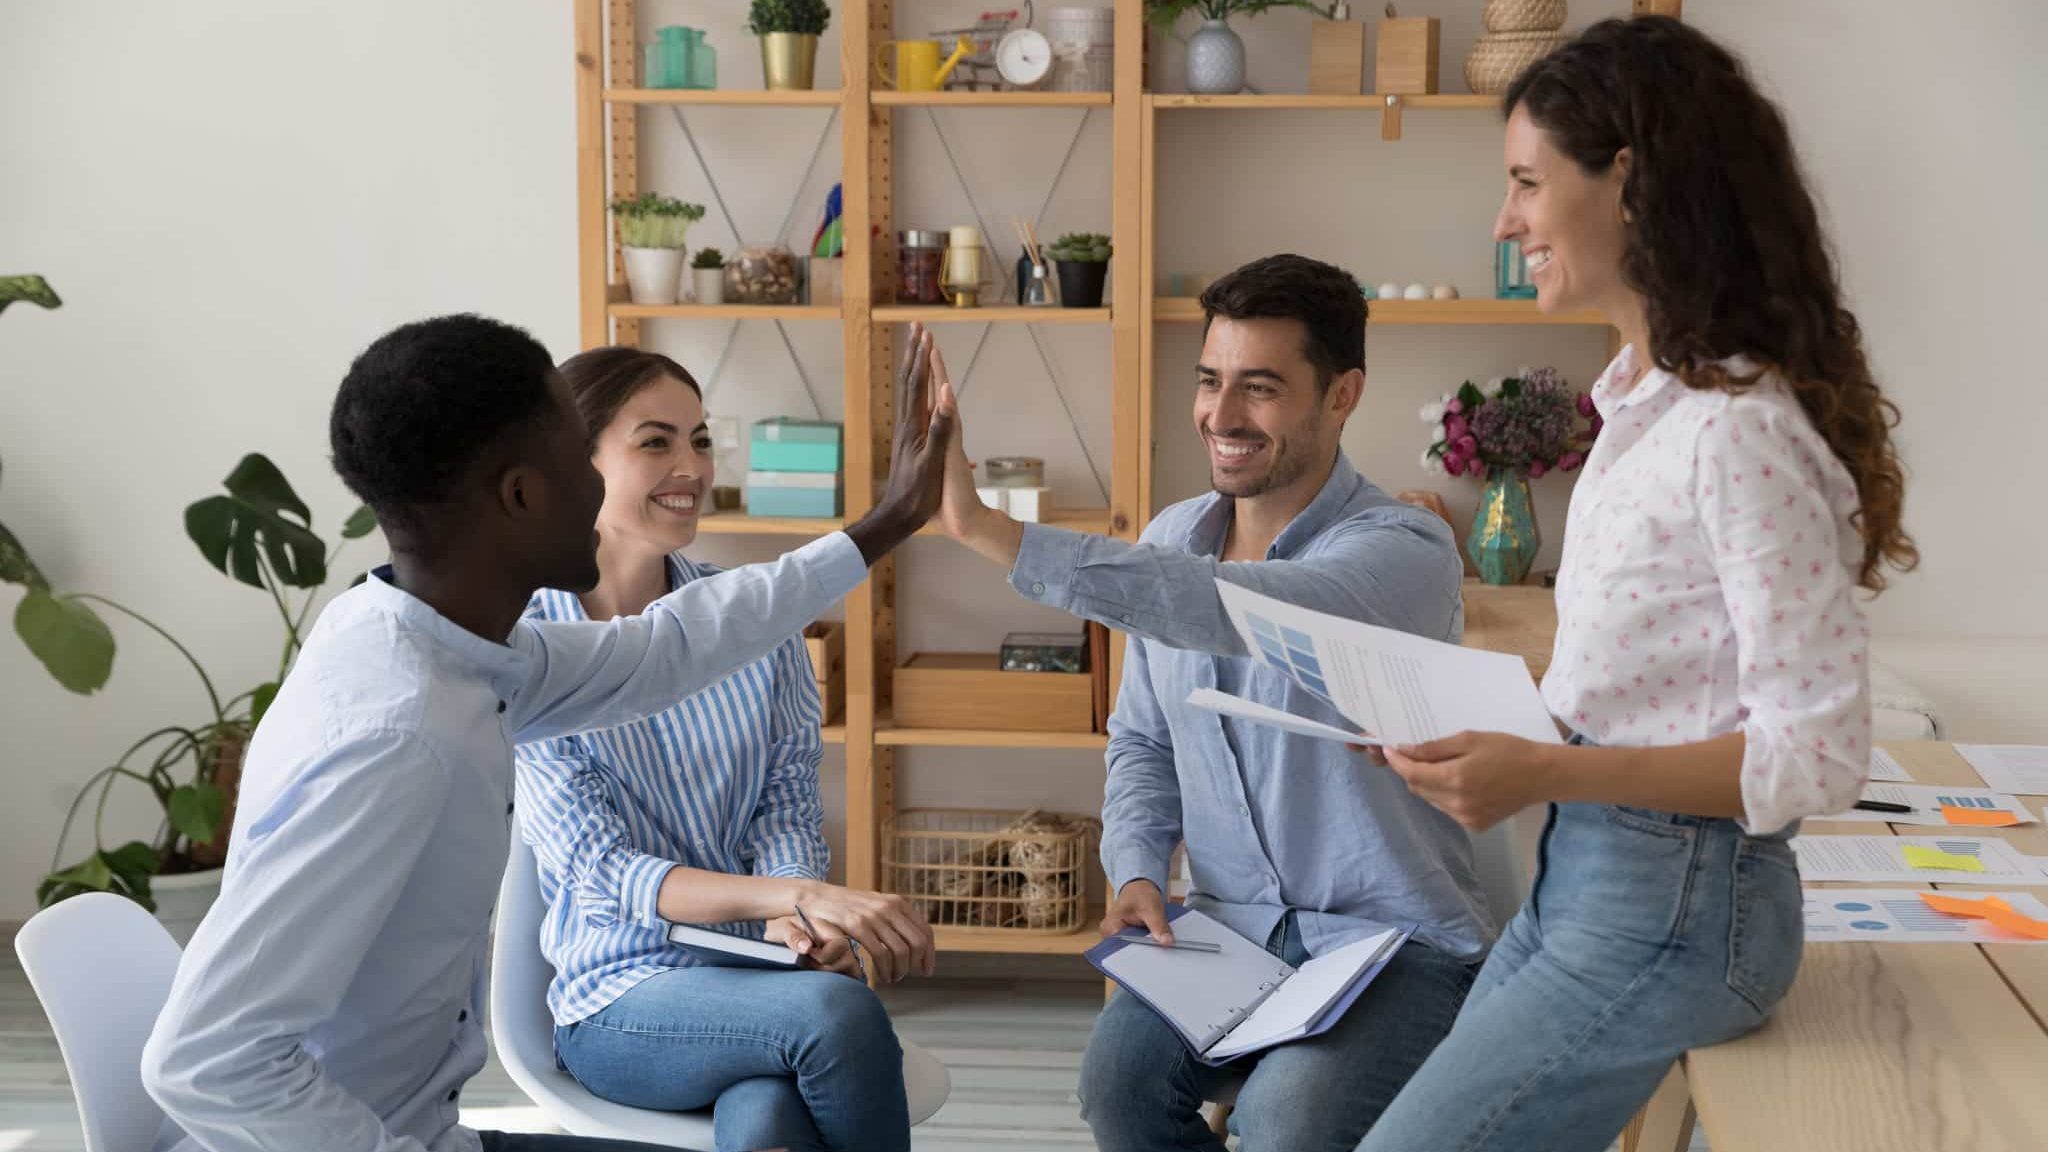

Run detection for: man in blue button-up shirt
[[141, 316, 954, 1152], [939, 257, 1495, 1152]]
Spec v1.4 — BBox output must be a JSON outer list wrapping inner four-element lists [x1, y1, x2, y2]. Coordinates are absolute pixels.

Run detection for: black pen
[[1853, 799, 1914, 814]]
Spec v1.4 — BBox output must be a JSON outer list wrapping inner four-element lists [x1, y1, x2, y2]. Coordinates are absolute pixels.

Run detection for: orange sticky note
[[1916, 892, 2048, 941], [1919, 891, 1998, 918], [1941, 805, 2022, 827]]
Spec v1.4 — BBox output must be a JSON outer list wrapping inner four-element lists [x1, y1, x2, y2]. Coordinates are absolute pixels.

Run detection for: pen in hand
[[794, 903, 868, 981], [1116, 932, 1223, 954]]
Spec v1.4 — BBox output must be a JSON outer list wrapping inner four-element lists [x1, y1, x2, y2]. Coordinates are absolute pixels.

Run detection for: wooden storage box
[[804, 621, 845, 724], [1375, 14, 1440, 94], [1309, 19, 1367, 96], [891, 652, 1093, 733]]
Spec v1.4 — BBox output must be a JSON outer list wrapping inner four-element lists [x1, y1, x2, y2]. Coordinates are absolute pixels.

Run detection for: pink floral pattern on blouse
[[1543, 346, 1871, 834]]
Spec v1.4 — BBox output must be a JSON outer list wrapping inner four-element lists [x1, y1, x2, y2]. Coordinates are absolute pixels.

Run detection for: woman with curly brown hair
[[1354, 16, 1917, 1151]]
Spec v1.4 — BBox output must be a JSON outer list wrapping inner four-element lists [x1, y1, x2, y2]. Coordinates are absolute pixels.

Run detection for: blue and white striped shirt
[[515, 552, 830, 1025]]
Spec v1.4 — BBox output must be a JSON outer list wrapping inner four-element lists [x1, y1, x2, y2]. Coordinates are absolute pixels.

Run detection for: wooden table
[[1627, 742, 2048, 1152]]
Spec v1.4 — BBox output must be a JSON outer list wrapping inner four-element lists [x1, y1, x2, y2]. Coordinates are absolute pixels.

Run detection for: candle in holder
[[941, 226, 990, 308]]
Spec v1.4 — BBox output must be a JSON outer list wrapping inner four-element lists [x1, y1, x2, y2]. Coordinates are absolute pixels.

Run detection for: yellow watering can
[[874, 35, 973, 92]]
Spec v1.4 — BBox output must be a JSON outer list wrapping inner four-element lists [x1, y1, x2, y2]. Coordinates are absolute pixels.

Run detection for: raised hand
[[845, 322, 958, 565]]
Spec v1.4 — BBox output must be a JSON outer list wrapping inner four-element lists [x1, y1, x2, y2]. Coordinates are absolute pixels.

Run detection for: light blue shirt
[[1009, 454, 1497, 960], [517, 551, 829, 1025], [141, 534, 868, 1152]]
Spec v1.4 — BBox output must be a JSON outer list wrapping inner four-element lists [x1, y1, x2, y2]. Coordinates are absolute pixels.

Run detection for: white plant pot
[[622, 246, 685, 305], [692, 267, 726, 305], [152, 867, 223, 946]]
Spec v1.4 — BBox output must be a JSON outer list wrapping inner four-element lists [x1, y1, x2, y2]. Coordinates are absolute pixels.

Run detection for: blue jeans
[[478, 1134, 675, 1152], [1079, 913, 1477, 1152], [553, 966, 909, 1152], [1356, 801, 1804, 1152]]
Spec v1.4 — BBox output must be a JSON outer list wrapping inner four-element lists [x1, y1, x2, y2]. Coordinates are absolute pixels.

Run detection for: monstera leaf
[[0, 275, 61, 316], [185, 454, 329, 590]]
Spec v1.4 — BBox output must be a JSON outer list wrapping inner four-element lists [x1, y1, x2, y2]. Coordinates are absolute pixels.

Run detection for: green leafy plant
[[747, 0, 832, 37], [0, 274, 61, 316], [610, 192, 707, 249], [691, 247, 726, 270], [1049, 232, 1114, 263], [1144, 0, 1334, 26], [3, 446, 373, 910]]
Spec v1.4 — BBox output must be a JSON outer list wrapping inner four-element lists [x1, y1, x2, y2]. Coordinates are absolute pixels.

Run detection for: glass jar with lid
[[723, 245, 805, 305], [897, 229, 947, 306]]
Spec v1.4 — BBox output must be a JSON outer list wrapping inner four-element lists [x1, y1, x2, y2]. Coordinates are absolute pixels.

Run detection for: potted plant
[[611, 192, 706, 306], [691, 246, 727, 305], [1146, 1, 1337, 95], [4, 440, 372, 941], [747, 0, 831, 91], [1047, 232, 1113, 309], [1420, 367, 1600, 585]]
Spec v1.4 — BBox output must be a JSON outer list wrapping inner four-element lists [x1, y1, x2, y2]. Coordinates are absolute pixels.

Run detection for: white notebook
[[666, 923, 801, 970], [1085, 906, 1409, 1064]]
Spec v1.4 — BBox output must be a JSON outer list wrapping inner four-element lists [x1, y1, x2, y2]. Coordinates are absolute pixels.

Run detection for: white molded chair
[[15, 893, 186, 1152], [490, 835, 952, 1150]]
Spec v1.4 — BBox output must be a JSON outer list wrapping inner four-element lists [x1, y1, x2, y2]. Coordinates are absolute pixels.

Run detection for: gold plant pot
[[760, 33, 819, 91]]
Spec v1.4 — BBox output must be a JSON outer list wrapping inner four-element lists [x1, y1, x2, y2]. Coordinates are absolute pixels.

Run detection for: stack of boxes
[[745, 417, 843, 518]]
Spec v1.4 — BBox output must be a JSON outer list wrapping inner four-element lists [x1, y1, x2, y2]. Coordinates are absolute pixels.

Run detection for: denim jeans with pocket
[[1355, 799, 1804, 1152], [553, 964, 907, 1152]]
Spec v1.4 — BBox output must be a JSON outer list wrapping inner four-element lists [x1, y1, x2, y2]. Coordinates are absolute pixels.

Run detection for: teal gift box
[[750, 418, 842, 473], [745, 470, 842, 518]]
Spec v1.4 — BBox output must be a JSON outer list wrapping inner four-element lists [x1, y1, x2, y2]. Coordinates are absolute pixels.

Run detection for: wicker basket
[[1483, 0, 1567, 34], [884, 808, 1099, 933], [1464, 31, 1570, 96]]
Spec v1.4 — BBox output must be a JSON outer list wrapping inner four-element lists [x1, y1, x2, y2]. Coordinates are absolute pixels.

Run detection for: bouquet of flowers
[[1420, 367, 1600, 481]]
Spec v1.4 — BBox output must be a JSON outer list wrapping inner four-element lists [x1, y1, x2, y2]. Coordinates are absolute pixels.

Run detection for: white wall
[[3, 0, 2044, 921]]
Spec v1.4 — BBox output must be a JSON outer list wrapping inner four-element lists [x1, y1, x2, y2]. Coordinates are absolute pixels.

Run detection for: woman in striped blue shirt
[[514, 348, 936, 1152]]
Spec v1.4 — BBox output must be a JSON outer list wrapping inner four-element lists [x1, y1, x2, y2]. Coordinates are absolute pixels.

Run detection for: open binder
[[1085, 904, 1410, 1065]]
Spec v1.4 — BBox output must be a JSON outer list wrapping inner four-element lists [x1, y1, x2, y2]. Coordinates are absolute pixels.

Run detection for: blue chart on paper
[[1843, 896, 1972, 934], [1936, 794, 1999, 809], [1246, 612, 1334, 703]]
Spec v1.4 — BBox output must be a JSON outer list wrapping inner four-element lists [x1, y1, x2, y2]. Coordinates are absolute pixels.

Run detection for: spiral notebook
[[1085, 905, 1410, 1065]]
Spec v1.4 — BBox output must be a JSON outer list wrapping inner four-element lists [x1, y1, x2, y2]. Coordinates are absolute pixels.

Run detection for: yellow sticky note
[[1901, 845, 1987, 873], [1941, 805, 2021, 827]]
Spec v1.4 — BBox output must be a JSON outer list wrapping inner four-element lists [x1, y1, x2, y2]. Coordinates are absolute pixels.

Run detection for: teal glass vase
[[1467, 467, 1540, 585]]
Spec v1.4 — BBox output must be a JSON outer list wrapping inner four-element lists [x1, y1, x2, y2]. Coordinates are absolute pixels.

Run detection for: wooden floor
[[0, 934, 1706, 1151]]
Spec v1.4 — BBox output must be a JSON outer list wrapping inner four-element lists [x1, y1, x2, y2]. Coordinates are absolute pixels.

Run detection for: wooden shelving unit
[[573, 1, 1637, 959], [603, 87, 843, 106], [575, 0, 1139, 958], [1154, 296, 1605, 326]]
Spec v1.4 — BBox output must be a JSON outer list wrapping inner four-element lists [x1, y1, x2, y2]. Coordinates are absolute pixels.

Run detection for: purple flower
[[1444, 454, 1467, 477], [1528, 459, 1548, 479], [1575, 392, 1596, 418], [1444, 414, 1469, 442], [1558, 450, 1586, 472], [1446, 398, 1465, 415]]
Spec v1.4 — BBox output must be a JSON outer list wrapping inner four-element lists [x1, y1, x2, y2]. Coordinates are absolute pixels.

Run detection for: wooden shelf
[[694, 509, 1112, 539], [873, 709, 1108, 750], [822, 724, 847, 745], [932, 910, 1105, 955], [1150, 92, 1498, 111], [1153, 296, 1609, 326], [875, 90, 1112, 108], [874, 305, 1111, 325], [604, 88, 842, 106], [609, 302, 841, 321]]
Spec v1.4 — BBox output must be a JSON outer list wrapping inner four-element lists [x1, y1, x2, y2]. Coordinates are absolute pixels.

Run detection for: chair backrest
[[15, 894, 183, 1152], [490, 835, 562, 1087]]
